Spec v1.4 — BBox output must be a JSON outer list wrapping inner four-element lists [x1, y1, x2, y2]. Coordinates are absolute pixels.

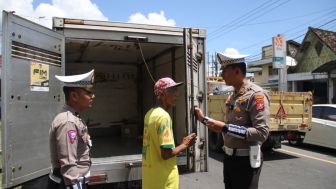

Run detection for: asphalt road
[[180, 142, 336, 189], [16, 142, 336, 189]]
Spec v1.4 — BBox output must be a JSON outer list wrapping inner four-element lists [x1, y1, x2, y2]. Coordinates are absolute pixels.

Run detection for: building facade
[[247, 27, 336, 104]]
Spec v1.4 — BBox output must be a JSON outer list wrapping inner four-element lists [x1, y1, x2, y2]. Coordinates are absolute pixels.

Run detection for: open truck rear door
[[1, 11, 64, 188], [183, 28, 207, 172]]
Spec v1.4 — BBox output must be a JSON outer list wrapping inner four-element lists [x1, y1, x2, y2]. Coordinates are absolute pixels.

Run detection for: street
[[180, 142, 336, 189]]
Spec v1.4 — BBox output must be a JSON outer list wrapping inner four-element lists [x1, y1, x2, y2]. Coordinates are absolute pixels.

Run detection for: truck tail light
[[287, 132, 295, 140], [299, 123, 308, 129], [88, 173, 107, 184]]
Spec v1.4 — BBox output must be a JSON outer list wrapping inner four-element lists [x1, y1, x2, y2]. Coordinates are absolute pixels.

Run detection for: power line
[[316, 18, 336, 29], [248, 54, 336, 64], [238, 7, 336, 27], [208, 0, 291, 41], [245, 19, 336, 63], [283, 9, 335, 37], [208, 0, 276, 36], [200, 6, 335, 31], [283, 18, 336, 42], [240, 9, 336, 52]]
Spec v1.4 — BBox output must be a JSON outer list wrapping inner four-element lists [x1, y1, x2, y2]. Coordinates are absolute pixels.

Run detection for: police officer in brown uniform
[[48, 70, 95, 189], [195, 53, 269, 189]]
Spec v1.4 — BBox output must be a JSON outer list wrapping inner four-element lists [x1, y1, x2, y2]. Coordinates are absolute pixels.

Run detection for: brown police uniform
[[224, 80, 270, 148], [222, 80, 270, 189], [49, 105, 91, 187]]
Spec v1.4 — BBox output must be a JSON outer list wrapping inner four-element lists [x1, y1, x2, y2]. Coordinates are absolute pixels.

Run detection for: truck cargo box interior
[[65, 39, 188, 161]]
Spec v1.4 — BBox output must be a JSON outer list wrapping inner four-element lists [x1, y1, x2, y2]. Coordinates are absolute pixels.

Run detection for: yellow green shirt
[[142, 106, 179, 189]]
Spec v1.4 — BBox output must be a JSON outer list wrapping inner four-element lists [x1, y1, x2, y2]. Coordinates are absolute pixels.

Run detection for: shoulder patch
[[254, 95, 264, 100], [67, 130, 77, 144], [255, 97, 265, 112]]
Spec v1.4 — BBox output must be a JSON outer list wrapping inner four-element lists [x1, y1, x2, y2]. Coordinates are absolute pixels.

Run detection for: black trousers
[[47, 177, 65, 189], [223, 154, 263, 189]]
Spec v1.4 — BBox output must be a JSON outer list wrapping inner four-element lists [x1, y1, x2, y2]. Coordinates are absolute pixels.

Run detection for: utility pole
[[211, 54, 214, 77], [215, 54, 218, 77], [207, 52, 210, 77], [279, 67, 287, 91]]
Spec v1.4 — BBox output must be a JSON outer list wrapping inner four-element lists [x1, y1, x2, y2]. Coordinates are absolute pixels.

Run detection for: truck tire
[[208, 130, 224, 152], [261, 139, 275, 151]]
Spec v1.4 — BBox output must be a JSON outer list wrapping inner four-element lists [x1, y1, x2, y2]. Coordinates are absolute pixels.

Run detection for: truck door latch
[[198, 138, 205, 149], [125, 161, 142, 168], [197, 91, 204, 102]]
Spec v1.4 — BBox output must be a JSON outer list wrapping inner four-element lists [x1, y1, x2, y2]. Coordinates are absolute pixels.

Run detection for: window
[[322, 107, 336, 121], [300, 42, 311, 52], [312, 106, 322, 118], [315, 41, 323, 56], [262, 50, 266, 59], [269, 66, 278, 75]]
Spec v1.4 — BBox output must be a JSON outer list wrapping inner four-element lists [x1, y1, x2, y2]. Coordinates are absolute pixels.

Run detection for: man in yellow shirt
[[142, 77, 197, 189]]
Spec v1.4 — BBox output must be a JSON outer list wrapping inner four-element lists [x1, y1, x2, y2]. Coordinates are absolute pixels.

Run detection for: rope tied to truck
[[136, 38, 156, 84]]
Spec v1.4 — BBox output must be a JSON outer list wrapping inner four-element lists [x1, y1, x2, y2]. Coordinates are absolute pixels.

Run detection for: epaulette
[[247, 83, 263, 93]]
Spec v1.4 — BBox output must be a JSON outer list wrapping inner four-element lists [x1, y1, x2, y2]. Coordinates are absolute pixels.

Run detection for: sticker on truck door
[[30, 61, 49, 91]]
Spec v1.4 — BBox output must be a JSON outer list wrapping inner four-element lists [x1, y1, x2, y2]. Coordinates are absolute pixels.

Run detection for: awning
[[312, 60, 336, 73], [247, 67, 262, 72]]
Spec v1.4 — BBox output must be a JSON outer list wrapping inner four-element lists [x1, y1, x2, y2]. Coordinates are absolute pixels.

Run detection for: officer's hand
[[182, 133, 197, 148], [206, 119, 226, 133], [194, 107, 204, 122], [206, 119, 217, 127]]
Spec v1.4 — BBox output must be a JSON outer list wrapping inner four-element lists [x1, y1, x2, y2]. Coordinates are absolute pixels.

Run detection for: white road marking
[[276, 148, 336, 165]]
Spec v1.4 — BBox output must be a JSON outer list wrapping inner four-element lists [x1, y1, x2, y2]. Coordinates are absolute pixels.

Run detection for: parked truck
[[1, 11, 208, 188], [207, 91, 313, 151]]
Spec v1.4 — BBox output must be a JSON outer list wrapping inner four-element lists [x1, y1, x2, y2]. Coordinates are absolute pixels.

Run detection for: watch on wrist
[[201, 116, 210, 125], [222, 124, 228, 133]]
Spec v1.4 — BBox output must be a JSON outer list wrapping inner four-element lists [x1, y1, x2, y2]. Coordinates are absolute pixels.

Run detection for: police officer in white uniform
[[48, 70, 95, 189], [195, 53, 270, 189]]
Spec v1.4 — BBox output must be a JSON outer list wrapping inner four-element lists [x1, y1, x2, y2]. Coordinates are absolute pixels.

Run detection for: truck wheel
[[261, 143, 273, 151], [208, 131, 223, 152], [261, 139, 274, 151]]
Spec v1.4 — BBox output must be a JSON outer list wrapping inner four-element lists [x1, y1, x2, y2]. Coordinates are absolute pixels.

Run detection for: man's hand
[[194, 107, 204, 122], [182, 133, 197, 148], [161, 133, 197, 160], [194, 107, 226, 133]]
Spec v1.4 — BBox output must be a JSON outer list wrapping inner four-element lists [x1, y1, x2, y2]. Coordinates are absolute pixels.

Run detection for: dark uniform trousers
[[47, 168, 88, 189], [223, 154, 263, 189]]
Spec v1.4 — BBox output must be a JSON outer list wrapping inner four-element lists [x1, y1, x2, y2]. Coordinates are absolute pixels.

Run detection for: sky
[[1, 0, 336, 63]]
